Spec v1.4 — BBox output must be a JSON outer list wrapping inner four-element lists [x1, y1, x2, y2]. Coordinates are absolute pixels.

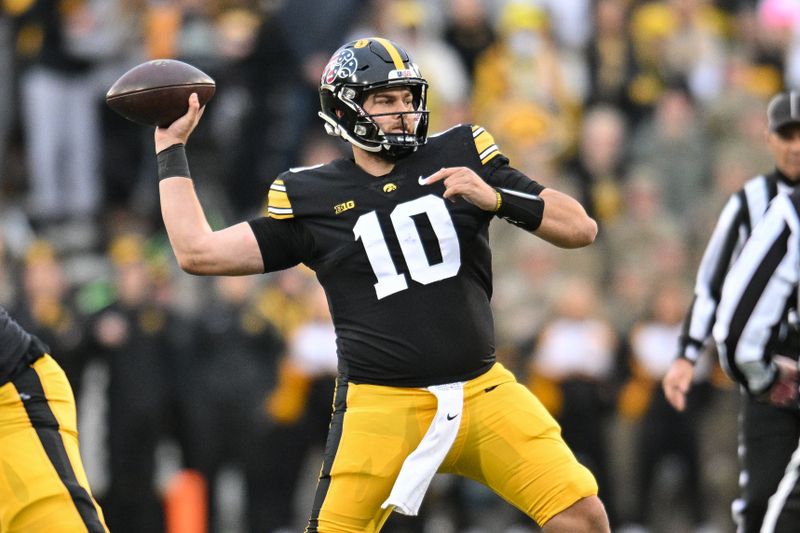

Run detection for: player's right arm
[[155, 93, 264, 276]]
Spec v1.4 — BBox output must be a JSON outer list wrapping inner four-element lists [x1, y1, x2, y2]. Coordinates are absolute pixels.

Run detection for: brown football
[[106, 59, 215, 127]]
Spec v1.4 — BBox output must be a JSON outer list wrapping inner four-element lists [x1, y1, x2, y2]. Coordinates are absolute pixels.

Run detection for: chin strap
[[319, 111, 383, 153]]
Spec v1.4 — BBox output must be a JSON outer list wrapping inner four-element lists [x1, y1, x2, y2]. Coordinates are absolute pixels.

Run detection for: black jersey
[[249, 124, 544, 387], [0, 306, 35, 384]]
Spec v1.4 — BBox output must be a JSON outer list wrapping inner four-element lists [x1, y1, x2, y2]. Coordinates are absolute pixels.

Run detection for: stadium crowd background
[[1, 0, 797, 531]]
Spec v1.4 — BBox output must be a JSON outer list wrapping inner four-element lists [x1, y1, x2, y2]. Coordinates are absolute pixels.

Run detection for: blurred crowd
[[1, 0, 797, 531]]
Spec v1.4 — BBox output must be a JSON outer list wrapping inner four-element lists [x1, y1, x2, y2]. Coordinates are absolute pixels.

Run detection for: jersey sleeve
[[713, 194, 800, 395], [469, 125, 545, 197], [248, 217, 316, 273], [247, 176, 316, 272], [265, 178, 294, 219]]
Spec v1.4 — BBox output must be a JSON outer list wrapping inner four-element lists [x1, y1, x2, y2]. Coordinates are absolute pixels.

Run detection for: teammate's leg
[[0, 355, 107, 533]]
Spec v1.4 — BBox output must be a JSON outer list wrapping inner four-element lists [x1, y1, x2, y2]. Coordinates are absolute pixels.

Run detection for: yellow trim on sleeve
[[471, 125, 502, 165], [269, 192, 291, 209], [267, 179, 294, 219]]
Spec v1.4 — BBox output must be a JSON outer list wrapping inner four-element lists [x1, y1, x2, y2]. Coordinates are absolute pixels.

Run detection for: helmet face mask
[[319, 38, 430, 160]]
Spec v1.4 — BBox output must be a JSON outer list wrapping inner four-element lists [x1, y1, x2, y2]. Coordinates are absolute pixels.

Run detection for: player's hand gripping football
[[422, 167, 498, 211], [154, 93, 205, 153], [764, 355, 800, 408]]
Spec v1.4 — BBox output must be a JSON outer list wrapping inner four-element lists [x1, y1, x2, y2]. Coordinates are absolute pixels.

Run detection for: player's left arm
[[433, 125, 595, 248], [424, 166, 596, 248], [531, 188, 597, 248]]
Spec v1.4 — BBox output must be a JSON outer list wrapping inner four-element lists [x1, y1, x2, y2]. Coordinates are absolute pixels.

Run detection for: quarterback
[[154, 37, 609, 532]]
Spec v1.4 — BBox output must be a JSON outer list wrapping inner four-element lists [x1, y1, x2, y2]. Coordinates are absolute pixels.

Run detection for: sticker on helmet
[[322, 49, 358, 84], [354, 39, 370, 48], [388, 68, 418, 79]]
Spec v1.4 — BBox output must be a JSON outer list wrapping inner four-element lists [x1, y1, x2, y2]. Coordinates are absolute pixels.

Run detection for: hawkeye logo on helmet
[[322, 49, 358, 84]]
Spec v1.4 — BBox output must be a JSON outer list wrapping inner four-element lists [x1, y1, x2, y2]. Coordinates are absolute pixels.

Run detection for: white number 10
[[353, 195, 461, 299]]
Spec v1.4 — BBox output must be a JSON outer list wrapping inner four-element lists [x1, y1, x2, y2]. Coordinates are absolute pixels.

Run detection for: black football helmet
[[319, 37, 429, 159]]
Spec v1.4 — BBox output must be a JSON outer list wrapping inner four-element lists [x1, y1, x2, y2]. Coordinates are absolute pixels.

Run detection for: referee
[[662, 91, 800, 532], [0, 305, 107, 532], [714, 183, 800, 533]]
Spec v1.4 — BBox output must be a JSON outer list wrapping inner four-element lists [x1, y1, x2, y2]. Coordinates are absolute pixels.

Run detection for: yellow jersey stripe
[[269, 192, 292, 209], [480, 146, 501, 164], [267, 182, 293, 218], [472, 125, 502, 164], [373, 37, 405, 70]]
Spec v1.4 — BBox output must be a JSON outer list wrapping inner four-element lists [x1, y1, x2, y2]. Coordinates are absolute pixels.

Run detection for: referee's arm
[[678, 194, 747, 363], [713, 193, 800, 395]]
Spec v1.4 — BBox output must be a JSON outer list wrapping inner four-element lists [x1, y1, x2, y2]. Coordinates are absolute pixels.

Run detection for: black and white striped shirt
[[713, 189, 800, 394], [678, 171, 794, 363]]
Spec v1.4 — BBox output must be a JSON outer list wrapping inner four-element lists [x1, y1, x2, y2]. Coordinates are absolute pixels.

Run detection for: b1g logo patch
[[334, 200, 355, 214], [322, 49, 358, 85]]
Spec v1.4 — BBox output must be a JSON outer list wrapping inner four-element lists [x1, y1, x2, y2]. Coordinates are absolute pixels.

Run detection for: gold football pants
[[307, 363, 598, 532], [0, 354, 107, 532]]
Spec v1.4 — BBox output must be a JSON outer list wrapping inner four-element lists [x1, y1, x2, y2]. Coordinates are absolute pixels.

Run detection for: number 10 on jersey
[[353, 195, 462, 299]]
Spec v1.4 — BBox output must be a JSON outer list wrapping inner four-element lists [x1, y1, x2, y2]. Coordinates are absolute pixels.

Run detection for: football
[[105, 59, 215, 127]]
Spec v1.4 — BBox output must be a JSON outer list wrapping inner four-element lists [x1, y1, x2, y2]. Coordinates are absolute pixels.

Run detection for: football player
[[154, 37, 608, 532], [0, 305, 108, 532]]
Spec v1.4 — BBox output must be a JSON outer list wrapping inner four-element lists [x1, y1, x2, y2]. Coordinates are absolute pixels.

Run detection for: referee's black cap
[[768, 91, 800, 132]]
